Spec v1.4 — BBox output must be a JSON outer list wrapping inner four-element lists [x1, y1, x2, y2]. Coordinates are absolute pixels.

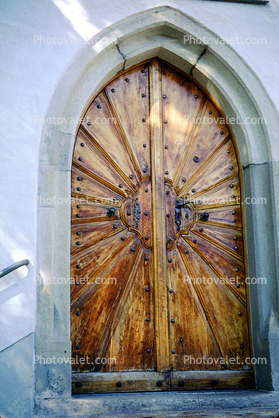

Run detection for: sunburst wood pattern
[[71, 60, 253, 392]]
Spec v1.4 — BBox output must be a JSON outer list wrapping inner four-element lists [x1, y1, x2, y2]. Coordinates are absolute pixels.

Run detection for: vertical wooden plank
[[149, 60, 170, 372]]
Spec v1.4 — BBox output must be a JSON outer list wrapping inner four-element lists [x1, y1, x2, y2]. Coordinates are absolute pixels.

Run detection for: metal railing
[[0, 259, 30, 278]]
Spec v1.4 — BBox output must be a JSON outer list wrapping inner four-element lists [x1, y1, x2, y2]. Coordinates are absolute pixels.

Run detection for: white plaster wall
[[0, 0, 278, 351]]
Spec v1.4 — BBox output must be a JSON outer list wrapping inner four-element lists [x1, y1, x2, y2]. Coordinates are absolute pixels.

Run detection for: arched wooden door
[[71, 59, 254, 393]]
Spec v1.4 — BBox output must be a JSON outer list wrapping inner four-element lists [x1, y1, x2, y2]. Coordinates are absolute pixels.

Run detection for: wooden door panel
[[71, 60, 253, 393], [105, 64, 151, 180]]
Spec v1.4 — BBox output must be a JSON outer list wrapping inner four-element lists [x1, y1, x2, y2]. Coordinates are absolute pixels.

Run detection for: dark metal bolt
[[76, 345, 80, 350], [80, 143, 84, 147], [144, 256, 149, 261], [200, 212, 209, 222], [77, 177, 82, 181], [78, 157, 83, 161], [130, 247, 135, 252], [171, 319, 175, 323], [235, 268, 239, 272], [157, 381, 162, 387], [194, 95, 198, 99], [180, 338, 183, 342], [185, 213, 189, 218], [209, 110, 212, 114], [142, 118, 146, 122], [146, 317, 150, 322], [169, 289, 173, 293], [76, 241, 81, 246], [231, 195, 235, 199], [166, 214, 170, 218], [232, 211, 236, 215], [185, 250, 189, 254], [164, 120, 168, 124], [166, 190, 170, 195], [230, 184, 234, 188], [145, 287, 150, 292], [107, 208, 116, 217], [111, 88, 115, 92], [193, 156, 199, 163], [141, 69, 145, 73], [220, 131, 224, 135], [238, 312, 242, 316], [145, 189, 149, 193], [234, 236, 237, 240], [230, 166, 233, 170], [97, 104, 101, 109], [178, 380, 184, 387], [211, 380, 218, 386], [165, 145, 168, 149], [76, 214, 81, 218], [76, 231, 81, 235], [165, 171, 169, 175], [76, 281, 80, 285], [192, 189, 196, 193], [77, 187, 81, 191], [193, 239, 197, 244], [182, 178, 186, 182], [141, 93, 146, 97], [234, 246, 239, 251], [76, 311, 81, 316], [227, 150, 230, 154], [87, 122, 91, 126], [127, 211, 131, 216], [76, 264, 81, 269], [168, 238, 172, 243], [129, 175, 133, 179], [172, 349, 176, 354], [113, 224, 118, 229], [119, 184, 123, 188], [199, 228, 203, 232], [168, 259, 173, 263], [240, 344, 244, 349], [125, 78, 129, 82], [121, 237, 125, 241], [116, 382, 122, 387], [236, 284, 240, 288], [75, 381, 82, 388], [143, 169, 147, 173], [145, 236, 150, 241], [147, 348, 151, 353], [232, 219, 236, 223], [143, 144, 147, 148], [162, 95, 167, 99]]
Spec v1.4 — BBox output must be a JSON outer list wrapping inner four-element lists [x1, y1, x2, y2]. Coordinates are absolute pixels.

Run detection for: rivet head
[[166, 190, 170, 195], [169, 289, 173, 293], [141, 69, 145, 73], [238, 311, 242, 316], [193, 156, 199, 163], [142, 118, 146, 122], [121, 237, 125, 241], [145, 287, 150, 292], [144, 212, 149, 216], [143, 169, 147, 173], [194, 95, 198, 99], [127, 211, 131, 216], [77, 177, 82, 181], [193, 239, 197, 244], [76, 241, 81, 246], [240, 344, 244, 349], [76, 345, 80, 350], [76, 311, 81, 316], [182, 178, 186, 182], [157, 381, 163, 387], [164, 120, 168, 124], [211, 380, 218, 386], [119, 184, 123, 188], [232, 211, 236, 215], [87, 121, 91, 126], [76, 281, 80, 286], [231, 195, 235, 199], [178, 380, 184, 387], [192, 188, 196, 193], [130, 247, 135, 252], [172, 349, 176, 354], [199, 228, 203, 232], [116, 382, 122, 387], [145, 189, 149, 193], [144, 256, 149, 261], [147, 348, 151, 353], [234, 246, 239, 251], [171, 319, 175, 323], [185, 250, 189, 254], [146, 317, 150, 322], [76, 231, 81, 235], [165, 171, 169, 175], [230, 184, 234, 188], [80, 143, 85, 147], [113, 224, 118, 229], [111, 88, 115, 92], [129, 175, 133, 179], [97, 104, 101, 109], [234, 236, 237, 240], [168, 258, 173, 263], [75, 381, 82, 388], [78, 157, 83, 161], [220, 131, 224, 135], [235, 268, 239, 272], [107, 207, 116, 216], [227, 150, 230, 154], [165, 145, 168, 149], [141, 93, 146, 97], [76, 264, 81, 269], [162, 94, 167, 99], [167, 238, 172, 243], [180, 338, 183, 342], [166, 214, 170, 218], [209, 110, 212, 114], [145, 236, 150, 241], [125, 78, 129, 82], [236, 284, 240, 288], [232, 219, 236, 223], [230, 166, 233, 170], [143, 143, 147, 148], [77, 187, 81, 191], [76, 214, 81, 218]]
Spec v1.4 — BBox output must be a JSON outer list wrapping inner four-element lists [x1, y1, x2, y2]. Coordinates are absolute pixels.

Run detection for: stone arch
[[36, 6, 279, 405]]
